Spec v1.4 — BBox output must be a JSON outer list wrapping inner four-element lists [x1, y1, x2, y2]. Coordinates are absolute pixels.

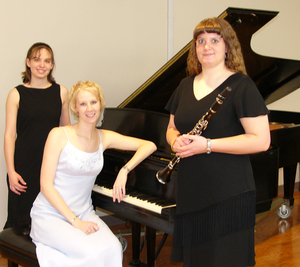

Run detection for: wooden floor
[[1, 191, 300, 267]]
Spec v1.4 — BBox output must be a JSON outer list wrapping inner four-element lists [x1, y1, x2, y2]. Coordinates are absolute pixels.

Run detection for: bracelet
[[205, 138, 212, 154], [70, 215, 77, 225], [123, 165, 131, 173], [171, 137, 178, 152]]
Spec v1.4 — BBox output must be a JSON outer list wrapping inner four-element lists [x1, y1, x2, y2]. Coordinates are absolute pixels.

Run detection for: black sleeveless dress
[[166, 73, 269, 267], [4, 83, 62, 229]]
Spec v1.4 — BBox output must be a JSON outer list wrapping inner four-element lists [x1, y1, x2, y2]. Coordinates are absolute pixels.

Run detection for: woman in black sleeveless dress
[[4, 42, 70, 234], [166, 18, 270, 266]]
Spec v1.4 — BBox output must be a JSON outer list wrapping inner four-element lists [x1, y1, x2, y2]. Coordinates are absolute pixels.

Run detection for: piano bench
[[0, 228, 39, 267]]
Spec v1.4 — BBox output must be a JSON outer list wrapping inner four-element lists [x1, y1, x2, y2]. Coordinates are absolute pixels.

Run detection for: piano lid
[[118, 7, 300, 112]]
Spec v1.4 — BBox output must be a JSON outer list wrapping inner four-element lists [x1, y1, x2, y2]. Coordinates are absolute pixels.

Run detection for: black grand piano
[[92, 7, 300, 266]]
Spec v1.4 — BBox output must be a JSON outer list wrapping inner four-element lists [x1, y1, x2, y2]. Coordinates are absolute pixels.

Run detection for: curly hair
[[69, 81, 106, 118], [22, 42, 56, 84], [186, 17, 247, 76]]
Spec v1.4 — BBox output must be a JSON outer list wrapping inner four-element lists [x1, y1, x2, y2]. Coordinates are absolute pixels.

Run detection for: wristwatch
[[206, 138, 211, 154]]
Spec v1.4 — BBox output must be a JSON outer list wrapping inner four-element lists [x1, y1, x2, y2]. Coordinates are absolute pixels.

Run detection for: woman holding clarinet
[[165, 17, 270, 267]]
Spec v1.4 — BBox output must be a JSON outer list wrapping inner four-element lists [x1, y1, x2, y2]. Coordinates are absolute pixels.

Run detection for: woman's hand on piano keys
[[112, 168, 128, 203]]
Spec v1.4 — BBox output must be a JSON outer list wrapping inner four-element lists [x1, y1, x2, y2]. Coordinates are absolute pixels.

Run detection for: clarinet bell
[[156, 155, 179, 184], [156, 166, 172, 184]]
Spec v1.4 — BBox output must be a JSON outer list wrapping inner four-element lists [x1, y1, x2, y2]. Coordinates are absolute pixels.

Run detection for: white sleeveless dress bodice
[[30, 128, 122, 267]]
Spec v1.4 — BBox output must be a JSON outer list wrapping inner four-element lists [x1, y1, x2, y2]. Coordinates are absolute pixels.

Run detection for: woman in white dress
[[30, 81, 157, 267]]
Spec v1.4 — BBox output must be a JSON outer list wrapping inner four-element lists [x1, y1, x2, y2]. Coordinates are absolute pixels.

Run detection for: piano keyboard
[[92, 184, 176, 214]]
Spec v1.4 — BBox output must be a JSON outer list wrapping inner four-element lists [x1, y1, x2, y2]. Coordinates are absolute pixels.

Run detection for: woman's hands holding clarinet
[[172, 134, 208, 158]]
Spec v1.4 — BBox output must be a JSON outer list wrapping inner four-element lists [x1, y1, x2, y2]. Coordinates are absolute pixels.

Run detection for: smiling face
[[196, 32, 226, 70], [75, 90, 101, 124], [26, 48, 54, 80]]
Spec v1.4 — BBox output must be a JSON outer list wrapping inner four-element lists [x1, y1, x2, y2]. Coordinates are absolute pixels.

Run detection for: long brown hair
[[186, 17, 247, 76], [22, 42, 56, 84]]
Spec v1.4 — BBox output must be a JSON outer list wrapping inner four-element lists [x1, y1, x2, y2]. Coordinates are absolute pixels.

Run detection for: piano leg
[[146, 226, 156, 267], [283, 164, 297, 207], [128, 222, 158, 267], [129, 221, 142, 266]]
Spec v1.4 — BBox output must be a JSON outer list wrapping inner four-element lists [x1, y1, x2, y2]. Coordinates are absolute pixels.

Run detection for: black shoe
[[12, 224, 31, 236]]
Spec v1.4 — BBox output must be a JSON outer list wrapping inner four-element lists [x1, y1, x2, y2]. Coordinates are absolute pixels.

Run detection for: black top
[[5, 83, 62, 228], [166, 73, 269, 214]]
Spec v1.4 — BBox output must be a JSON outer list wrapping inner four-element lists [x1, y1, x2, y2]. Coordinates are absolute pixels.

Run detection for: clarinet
[[156, 86, 232, 184]]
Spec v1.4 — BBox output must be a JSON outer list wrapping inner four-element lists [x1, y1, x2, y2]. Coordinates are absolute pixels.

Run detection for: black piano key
[[136, 194, 150, 200], [128, 191, 139, 197], [153, 199, 168, 205], [146, 197, 160, 203]]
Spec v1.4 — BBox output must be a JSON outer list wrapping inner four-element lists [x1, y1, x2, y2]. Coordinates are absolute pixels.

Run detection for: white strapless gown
[[30, 129, 122, 267]]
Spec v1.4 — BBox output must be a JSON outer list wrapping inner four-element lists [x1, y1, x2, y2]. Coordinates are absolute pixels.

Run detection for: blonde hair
[[69, 81, 106, 118], [187, 17, 247, 76]]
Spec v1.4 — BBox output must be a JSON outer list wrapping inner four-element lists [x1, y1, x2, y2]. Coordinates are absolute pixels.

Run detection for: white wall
[[0, 0, 299, 228]]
